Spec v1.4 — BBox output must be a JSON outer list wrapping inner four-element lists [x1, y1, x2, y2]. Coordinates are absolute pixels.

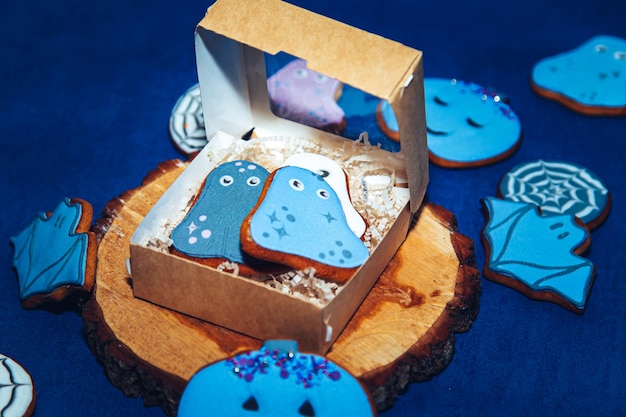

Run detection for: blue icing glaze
[[424, 78, 521, 164], [338, 85, 380, 117], [483, 197, 594, 310], [379, 99, 399, 131], [10, 199, 89, 300], [178, 341, 375, 417], [499, 160, 610, 226], [249, 166, 369, 269], [171, 160, 269, 264], [532, 35, 626, 108]]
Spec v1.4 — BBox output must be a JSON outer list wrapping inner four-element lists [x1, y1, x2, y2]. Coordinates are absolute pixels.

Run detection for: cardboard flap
[[199, 0, 421, 99], [195, 0, 428, 212]]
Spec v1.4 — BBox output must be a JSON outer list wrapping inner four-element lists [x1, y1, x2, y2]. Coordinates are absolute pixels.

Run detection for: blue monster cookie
[[423, 78, 522, 168], [178, 340, 376, 417], [531, 35, 626, 116], [170, 160, 270, 273], [281, 153, 367, 239], [482, 197, 595, 313], [241, 165, 369, 283]]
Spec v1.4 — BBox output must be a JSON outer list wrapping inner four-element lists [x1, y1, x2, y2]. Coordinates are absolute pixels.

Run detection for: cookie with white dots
[[169, 160, 275, 274]]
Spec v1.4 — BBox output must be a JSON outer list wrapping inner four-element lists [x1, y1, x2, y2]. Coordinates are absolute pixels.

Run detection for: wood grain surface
[[83, 160, 480, 416]]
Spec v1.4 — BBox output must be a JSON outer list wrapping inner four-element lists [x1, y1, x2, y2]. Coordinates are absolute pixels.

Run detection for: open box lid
[[195, 0, 428, 212]]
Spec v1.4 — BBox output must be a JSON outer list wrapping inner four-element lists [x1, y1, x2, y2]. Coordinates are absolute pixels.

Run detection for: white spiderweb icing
[[0, 355, 34, 417], [501, 160, 608, 222]]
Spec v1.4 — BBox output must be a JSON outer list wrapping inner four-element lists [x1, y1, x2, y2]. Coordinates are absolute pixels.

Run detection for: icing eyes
[[242, 396, 259, 411], [427, 127, 447, 136], [317, 189, 330, 199], [54, 214, 67, 229], [433, 96, 448, 106], [467, 118, 483, 128], [298, 400, 315, 416], [289, 178, 305, 191], [315, 169, 330, 178], [550, 222, 571, 240], [239, 396, 315, 415], [314, 73, 328, 84], [593, 44, 626, 60], [220, 175, 234, 187], [247, 176, 262, 187], [293, 68, 308, 78]]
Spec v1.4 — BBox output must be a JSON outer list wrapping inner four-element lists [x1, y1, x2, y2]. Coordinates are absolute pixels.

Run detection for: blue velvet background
[[2, 0, 625, 416]]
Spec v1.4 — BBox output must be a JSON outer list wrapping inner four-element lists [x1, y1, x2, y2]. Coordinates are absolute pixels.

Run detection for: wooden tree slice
[[82, 160, 480, 416]]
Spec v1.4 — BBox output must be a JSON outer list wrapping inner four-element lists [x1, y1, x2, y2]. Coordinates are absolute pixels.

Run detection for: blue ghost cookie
[[170, 160, 271, 274], [241, 165, 369, 283], [531, 35, 626, 116], [178, 340, 377, 417]]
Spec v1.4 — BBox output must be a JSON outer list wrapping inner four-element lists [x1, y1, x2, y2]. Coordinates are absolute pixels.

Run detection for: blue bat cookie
[[482, 197, 595, 313], [178, 340, 377, 417], [10, 198, 96, 309], [531, 35, 626, 115], [241, 165, 369, 283], [170, 160, 270, 271]]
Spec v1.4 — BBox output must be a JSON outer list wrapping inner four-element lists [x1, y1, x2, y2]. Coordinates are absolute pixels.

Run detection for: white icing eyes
[[314, 73, 328, 83], [317, 189, 330, 199], [247, 176, 262, 186], [315, 169, 330, 178], [220, 175, 262, 187], [293, 68, 308, 78], [289, 178, 305, 191], [220, 175, 234, 186], [292, 67, 329, 82], [434, 96, 448, 106], [593, 44, 626, 60]]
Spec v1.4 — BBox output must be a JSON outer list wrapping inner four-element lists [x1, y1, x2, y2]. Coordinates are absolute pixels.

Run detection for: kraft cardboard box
[[129, 0, 428, 354]]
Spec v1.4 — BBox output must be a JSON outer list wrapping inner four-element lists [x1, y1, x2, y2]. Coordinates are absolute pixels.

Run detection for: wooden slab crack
[[82, 159, 480, 416]]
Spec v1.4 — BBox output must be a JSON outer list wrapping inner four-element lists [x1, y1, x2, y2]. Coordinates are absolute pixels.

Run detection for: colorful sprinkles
[[452, 79, 516, 120], [226, 347, 342, 388]]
